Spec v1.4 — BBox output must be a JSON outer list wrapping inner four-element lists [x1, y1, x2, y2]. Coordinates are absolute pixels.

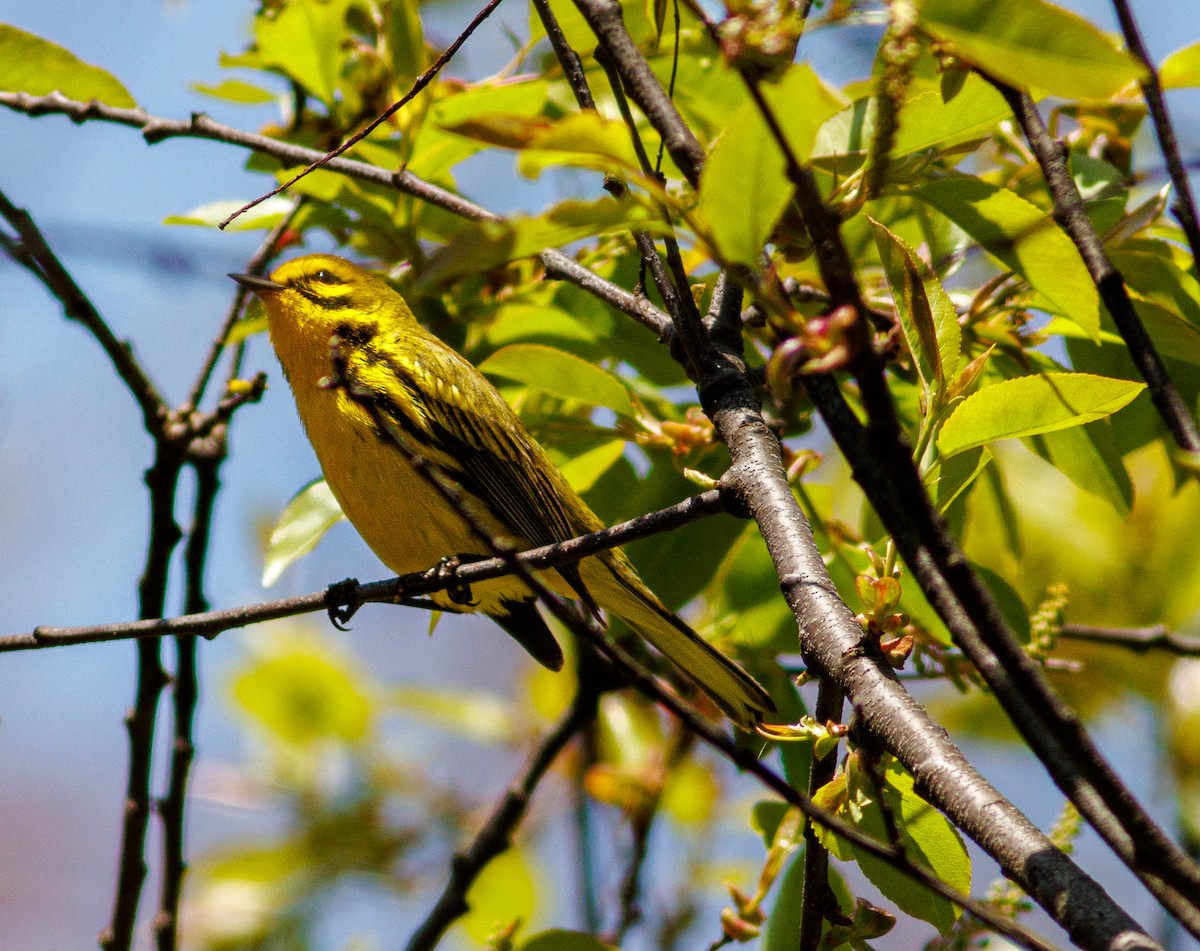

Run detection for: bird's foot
[[325, 577, 361, 631], [429, 556, 478, 607]]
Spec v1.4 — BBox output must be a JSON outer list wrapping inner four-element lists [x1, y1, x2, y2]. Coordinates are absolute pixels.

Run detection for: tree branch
[[0, 189, 166, 430], [1109, 0, 1200, 276], [990, 81, 1200, 453], [404, 679, 600, 951], [0, 491, 728, 652], [1060, 623, 1200, 656]]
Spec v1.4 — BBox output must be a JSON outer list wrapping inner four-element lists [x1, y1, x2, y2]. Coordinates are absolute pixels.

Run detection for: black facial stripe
[[296, 284, 353, 309]]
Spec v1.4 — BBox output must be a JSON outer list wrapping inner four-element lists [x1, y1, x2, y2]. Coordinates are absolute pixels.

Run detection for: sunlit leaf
[[164, 197, 295, 232], [231, 646, 372, 745], [1161, 40, 1200, 89], [387, 0, 425, 90], [699, 64, 843, 264], [253, 0, 353, 105], [190, 78, 276, 104], [938, 373, 1145, 456], [558, 439, 628, 494], [0, 23, 135, 106], [918, 0, 1146, 100], [420, 195, 669, 284], [480, 344, 635, 417], [460, 848, 537, 944], [261, 479, 345, 587], [915, 176, 1099, 338], [517, 112, 643, 179], [846, 757, 970, 934], [870, 217, 962, 400]]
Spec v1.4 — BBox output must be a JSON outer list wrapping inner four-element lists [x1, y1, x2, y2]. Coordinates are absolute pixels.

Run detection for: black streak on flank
[[335, 321, 379, 348]]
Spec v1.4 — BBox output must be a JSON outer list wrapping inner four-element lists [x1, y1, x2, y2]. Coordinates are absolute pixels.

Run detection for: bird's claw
[[430, 556, 478, 607], [326, 577, 361, 631]]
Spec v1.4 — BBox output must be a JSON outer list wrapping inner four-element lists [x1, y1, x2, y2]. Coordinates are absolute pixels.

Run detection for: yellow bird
[[233, 254, 774, 728]]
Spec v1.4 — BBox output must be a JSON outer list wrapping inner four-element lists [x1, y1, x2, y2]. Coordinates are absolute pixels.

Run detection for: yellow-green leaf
[[190, 78, 276, 104], [517, 112, 643, 179], [870, 217, 962, 401], [0, 23, 135, 107], [420, 195, 668, 284], [253, 0, 352, 106], [938, 372, 1145, 457], [480, 344, 635, 418], [919, 0, 1146, 100], [558, 439, 628, 493], [1161, 41, 1200, 89], [261, 479, 345, 587], [231, 647, 372, 745], [389, 686, 518, 744], [459, 848, 537, 944], [520, 931, 615, 951], [164, 197, 295, 232], [915, 176, 1099, 338], [699, 64, 842, 264]]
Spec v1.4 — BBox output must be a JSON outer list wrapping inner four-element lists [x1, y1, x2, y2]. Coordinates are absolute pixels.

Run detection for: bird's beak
[[229, 272, 286, 294]]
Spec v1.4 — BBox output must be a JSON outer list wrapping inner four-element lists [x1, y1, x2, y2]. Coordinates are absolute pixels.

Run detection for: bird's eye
[[313, 268, 336, 283]]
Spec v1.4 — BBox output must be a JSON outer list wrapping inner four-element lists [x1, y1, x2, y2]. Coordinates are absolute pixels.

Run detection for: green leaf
[[519, 931, 615, 951], [1161, 40, 1200, 89], [751, 800, 793, 849], [387, 0, 425, 90], [870, 217, 962, 401], [231, 646, 372, 745], [915, 176, 1099, 338], [516, 112, 644, 179], [558, 439, 628, 494], [253, 0, 352, 106], [923, 446, 992, 512], [1027, 421, 1134, 516], [699, 64, 843, 264], [847, 758, 970, 935], [918, 0, 1146, 100], [890, 73, 1009, 156], [460, 848, 537, 944], [261, 479, 345, 587], [938, 372, 1145, 457], [190, 78, 276, 104], [420, 195, 668, 284], [813, 73, 1008, 165], [480, 344, 635, 418], [390, 686, 518, 743], [0, 23, 135, 106], [164, 197, 295, 232]]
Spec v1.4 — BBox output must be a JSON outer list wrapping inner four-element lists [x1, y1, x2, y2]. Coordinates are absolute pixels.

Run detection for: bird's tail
[[584, 555, 776, 729]]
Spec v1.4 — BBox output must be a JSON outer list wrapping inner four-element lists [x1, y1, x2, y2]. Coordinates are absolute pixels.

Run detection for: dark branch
[[990, 81, 1200, 453], [1110, 0, 1200, 276], [1060, 623, 1200, 656], [404, 680, 600, 951]]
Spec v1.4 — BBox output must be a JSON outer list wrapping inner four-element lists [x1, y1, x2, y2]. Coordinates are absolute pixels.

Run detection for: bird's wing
[[366, 332, 603, 614]]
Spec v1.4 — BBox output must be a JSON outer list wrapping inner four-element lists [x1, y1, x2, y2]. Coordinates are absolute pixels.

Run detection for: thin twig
[[219, 0, 509, 228], [0, 92, 677, 342], [0, 189, 166, 428], [100, 444, 185, 951], [1060, 624, 1200, 656], [404, 680, 600, 951], [531, 0, 597, 111], [152, 447, 224, 951], [990, 81, 1200, 453], [186, 203, 300, 410], [0, 491, 728, 652], [1110, 0, 1200, 275], [798, 680, 845, 951]]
